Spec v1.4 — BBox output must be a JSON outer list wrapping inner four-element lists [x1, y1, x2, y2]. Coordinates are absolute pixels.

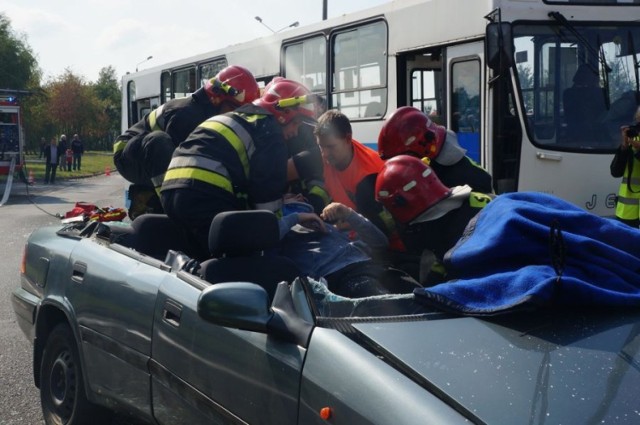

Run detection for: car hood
[[353, 311, 640, 424]]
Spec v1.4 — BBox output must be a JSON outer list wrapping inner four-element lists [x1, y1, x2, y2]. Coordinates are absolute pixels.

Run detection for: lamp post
[[136, 56, 153, 72], [254, 16, 299, 34]]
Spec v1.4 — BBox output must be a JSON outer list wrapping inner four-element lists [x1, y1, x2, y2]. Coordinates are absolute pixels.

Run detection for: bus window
[[411, 69, 442, 123], [331, 21, 387, 120], [127, 81, 137, 126], [284, 35, 327, 95], [172, 67, 196, 99], [161, 71, 171, 103], [451, 59, 481, 163], [199, 59, 228, 87], [513, 23, 640, 152]]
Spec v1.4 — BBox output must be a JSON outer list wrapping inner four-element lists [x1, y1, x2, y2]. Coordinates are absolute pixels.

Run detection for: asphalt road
[[0, 172, 147, 425]]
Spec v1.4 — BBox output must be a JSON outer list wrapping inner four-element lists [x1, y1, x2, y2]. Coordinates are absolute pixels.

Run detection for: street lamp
[[136, 56, 153, 72], [254, 16, 299, 34]]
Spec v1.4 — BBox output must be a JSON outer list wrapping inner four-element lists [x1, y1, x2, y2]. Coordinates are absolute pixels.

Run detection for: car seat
[[199, 210, 299, 299], [130, 214, 193, 260]]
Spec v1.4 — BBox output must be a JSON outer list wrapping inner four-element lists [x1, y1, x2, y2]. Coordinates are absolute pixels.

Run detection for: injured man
[[275, 197, 419, 298]]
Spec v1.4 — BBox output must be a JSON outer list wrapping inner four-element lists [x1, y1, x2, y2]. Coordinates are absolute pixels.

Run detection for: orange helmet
[[253, 78, 316, 125], [204, 65, 260, 107], [375, 155, 451, 224], [378, 106, 447, 160]]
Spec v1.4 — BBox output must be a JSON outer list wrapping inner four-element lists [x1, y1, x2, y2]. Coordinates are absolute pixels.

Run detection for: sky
[[1, 0, 391, 83]]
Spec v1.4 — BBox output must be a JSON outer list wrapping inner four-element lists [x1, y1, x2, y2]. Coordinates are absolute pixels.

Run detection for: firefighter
[[265, 77, 329, 213], [378, 106, 493, 193], [375, 155, 493, 284], [160, 78, 317, 259], [113, 65, 260, 219]]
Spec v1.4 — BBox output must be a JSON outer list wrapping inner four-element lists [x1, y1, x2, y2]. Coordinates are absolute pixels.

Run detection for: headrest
[[209, 210, 279, 257]]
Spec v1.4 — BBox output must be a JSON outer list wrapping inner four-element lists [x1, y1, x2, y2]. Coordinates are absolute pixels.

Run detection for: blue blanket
[[414, 192, 640, 315]]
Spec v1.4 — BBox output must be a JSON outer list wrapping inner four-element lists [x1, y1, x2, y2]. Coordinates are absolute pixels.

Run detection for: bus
[[121, 0, 640, 217]]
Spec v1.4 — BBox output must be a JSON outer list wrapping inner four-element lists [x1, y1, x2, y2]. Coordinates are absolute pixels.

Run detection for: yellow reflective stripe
[[199, 120, 250, 178], [469, 192, 492, 208], [164, 167, 233, 193], [214, 115, 256, 157], [378, 209, 396, 233], [148, 104, 165, 131], [113, 140, 127, 154], [309, 185, 331, 206], [430, 261, 447, 277], [241, 113, 266, 123]]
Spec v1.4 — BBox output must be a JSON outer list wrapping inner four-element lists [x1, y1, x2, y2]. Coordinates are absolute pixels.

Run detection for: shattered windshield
[[513, 23, 640, 151]]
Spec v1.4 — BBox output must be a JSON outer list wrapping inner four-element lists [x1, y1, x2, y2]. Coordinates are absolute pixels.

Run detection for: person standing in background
[[43, 137, 60, 184], [39, 137, 46, 159], [611, 106, 640, 228], [57, 134, 67, 172], [71, 133, 84, 171]]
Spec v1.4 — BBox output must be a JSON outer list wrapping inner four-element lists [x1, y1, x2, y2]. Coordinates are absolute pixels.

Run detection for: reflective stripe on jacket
[[161, 104, 288, 212]]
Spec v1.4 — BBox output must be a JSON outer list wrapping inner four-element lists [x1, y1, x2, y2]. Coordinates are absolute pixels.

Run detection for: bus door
[[399, 48, 445, 125], [446, 42, 485, 167]]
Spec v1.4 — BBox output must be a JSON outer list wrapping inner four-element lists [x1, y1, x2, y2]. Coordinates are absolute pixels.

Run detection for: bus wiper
[[548, 11, 612, 108]]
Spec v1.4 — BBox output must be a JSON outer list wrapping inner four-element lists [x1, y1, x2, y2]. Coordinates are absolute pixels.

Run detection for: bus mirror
[[486, 22, 514, 71]]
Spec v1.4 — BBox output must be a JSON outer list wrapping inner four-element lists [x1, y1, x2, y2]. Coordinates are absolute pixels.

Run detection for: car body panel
[[298, 327, 469, 424], [151, 276, 305, 424], [353, 313, 640, 424]]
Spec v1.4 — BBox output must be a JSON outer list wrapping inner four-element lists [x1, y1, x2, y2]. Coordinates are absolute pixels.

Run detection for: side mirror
[[486, 22, 514, 71], [197, 282, 272, 332], [197, 281, 314, 347]]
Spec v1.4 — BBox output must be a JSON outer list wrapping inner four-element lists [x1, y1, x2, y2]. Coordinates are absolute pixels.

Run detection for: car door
[[67, 240, 171, 419], [150, 274, 306, 425]]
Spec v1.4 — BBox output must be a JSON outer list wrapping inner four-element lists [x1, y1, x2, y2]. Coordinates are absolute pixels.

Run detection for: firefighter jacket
[[113, 88, 220, 155], [399, 189, 493, 261], [161, 104, 288, 212], [430, 156, 494, 194], [611, 141, 640, 225], [286, 123, 330, 211]]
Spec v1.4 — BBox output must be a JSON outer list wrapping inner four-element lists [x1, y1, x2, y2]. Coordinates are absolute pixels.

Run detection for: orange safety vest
[[323, 139, 384, 209]]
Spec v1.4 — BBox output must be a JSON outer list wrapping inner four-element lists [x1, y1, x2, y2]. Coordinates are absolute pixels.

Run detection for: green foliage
[[0, 13, 39, 89], [0, 13, 122, 153]]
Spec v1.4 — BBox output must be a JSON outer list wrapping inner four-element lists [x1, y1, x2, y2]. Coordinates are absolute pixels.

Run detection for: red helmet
[[378, 106, 447, 160], [253, 78, 316, 125], [204, 65, 260, 107], [375, 155, 451, 224]]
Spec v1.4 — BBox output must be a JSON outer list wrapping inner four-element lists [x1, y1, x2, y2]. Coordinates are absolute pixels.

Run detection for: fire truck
[[0, 90, 27, 205]]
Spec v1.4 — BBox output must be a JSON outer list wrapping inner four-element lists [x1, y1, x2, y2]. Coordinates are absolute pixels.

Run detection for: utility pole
[[322, 0, 328, 20]]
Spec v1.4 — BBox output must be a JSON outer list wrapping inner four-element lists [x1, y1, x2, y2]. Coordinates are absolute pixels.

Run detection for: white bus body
[[121, 0, 640, 216]]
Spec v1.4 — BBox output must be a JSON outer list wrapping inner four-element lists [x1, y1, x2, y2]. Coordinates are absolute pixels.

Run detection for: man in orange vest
[[314, 110, 393, 237]]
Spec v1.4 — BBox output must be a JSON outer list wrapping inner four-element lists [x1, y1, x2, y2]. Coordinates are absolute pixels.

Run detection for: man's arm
[[322, 202, 388, 250]]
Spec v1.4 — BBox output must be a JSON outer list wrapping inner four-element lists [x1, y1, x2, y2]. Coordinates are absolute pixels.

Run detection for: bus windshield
[[513, 22, 640, 152]]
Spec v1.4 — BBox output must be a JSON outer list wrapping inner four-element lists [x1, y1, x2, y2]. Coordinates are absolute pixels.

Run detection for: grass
[[0, 151, 114, 183]]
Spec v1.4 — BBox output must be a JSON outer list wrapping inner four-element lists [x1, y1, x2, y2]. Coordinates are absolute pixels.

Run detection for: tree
[[92, 66, 122, 149], [0, 13, 38, 90]]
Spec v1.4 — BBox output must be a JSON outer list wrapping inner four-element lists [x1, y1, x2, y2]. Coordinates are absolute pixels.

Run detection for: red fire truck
[[0, 90, 27, 204]]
